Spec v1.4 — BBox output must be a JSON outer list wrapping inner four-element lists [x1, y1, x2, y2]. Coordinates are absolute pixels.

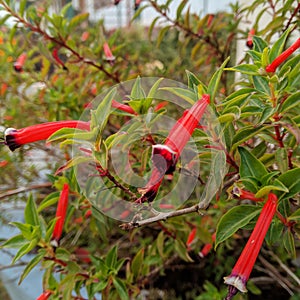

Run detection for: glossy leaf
[[215, 205, 261, 249], [238, 147, 268, 180], [207, 57, 230, 102], [131, 248, 144, 279], [25, 194, 40, 227], [19, 249, 46, 284], [226, 64, 259, 75], [277, 168, 300, 200]]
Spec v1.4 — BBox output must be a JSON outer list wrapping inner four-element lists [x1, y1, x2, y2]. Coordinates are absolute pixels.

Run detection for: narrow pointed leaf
[[215, 205, 261, 249]]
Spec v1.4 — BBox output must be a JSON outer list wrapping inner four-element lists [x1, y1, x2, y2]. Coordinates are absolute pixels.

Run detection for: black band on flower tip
[[152, 144, 178, 175], [4, 128, 20, 152]]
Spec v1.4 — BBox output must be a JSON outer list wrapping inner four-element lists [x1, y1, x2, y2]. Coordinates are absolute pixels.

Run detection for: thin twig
[[0, 183, 52, 200], [0, 1, 120, 83], [257, 255, 296, 295], [262, 248, 300, 286], [120, 203, 205, 230], [0, 262, 27, 271]]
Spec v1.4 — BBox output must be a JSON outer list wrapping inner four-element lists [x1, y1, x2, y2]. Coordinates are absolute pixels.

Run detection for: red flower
[[4, 120, 90, 151], [103, 42, 115, 63], [112, 99, 137, 115], [52, 48, 67, 70], [51, 183, 69, 247], [246, 28, 255, 48], [186, 227, 197, 250], [137, 94, 210, 202], [14, 53, 26, 72], [266, 38, 300, 73], [232, 187, 264, 202], [224, 193, 278, 299], [199, 232, 216, 258], [134, 0, 141, 10], [36, 290, 52, 300]]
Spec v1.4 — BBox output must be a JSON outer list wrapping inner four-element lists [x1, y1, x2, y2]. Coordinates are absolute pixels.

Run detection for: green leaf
[[240, 177, 260, 193], [280, 91, 300, 113], [24, 194, 40, 227], [10, 222, 38, 240], [131, 3, 149, 23], [238, 147, 268, 180], [199, 150, 227, 207], [147, 78, 164, 99], [253, 76, 270, 95], [106, 245, 118, 269], [275, 148, 288, 173], [69, 13, 89, 30], [174, 239, 193, 262], [252, 36, 268, 53], [61, 2, 72, 16], [176, 0, 188, 19], [38, 192, 60, 212], [207, 57, 230, 102], [91, 87, 116, 132], [283, 229, 296, 258], [113, 277, 129, 300], [232, 125, 266, 150], [0, 234, 27, 249], [157, 26, 171, 47], [160, 86, 197, 104], [12, 239, 38, 264], [215, 205, 261, 249], [269, 27, 291, 62], [257, 106, 276, 125], [226, 64, 259, 76], [48, 128, 94, 143], [288, 208, 300, 221], [19, 0, 27, 17], [255, 181, 289, 198], [277, 168, 300, 200], [148, 16, 160, 40], [19, 249, 46, 284], [131, 248, 144, 279], [217, 113, 236, 124]]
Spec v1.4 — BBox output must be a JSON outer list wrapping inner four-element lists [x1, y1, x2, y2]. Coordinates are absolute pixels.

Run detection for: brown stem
[[0, 183, 52, 200], [120, 203, 204, 230], [274, 124, 284, 148], [282, 2, 300, 33], [95, 163, 137, 199], [148, 0, 223, 61], [1, 2, 120, 83]]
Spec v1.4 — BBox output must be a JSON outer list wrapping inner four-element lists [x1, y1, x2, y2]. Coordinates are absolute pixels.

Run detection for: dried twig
[[0, 183, 52, 200], [120, 203, 205, 230]]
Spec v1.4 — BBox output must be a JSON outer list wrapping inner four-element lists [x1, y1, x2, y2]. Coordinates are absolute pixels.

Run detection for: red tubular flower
[[232, 187, 264, 202], [137, 94, 210, 203], [52, 48, 68, 70], [207, 14, 214, 27], [224, 193, 278, 299], [266, 38, 300, 73], [14, 53, 27, 72], [199, 232, 216, 258], [134, 0, 141, 10], [51, 183, 69, 247], [4, 120, 90, 151], [36, 290, 52, 300], [103, 42, 115, 63], [186, 227, 197, 250], [246, 28, 255, 48], [112, 99, 137, 115], [81, 31, 89, 42]]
